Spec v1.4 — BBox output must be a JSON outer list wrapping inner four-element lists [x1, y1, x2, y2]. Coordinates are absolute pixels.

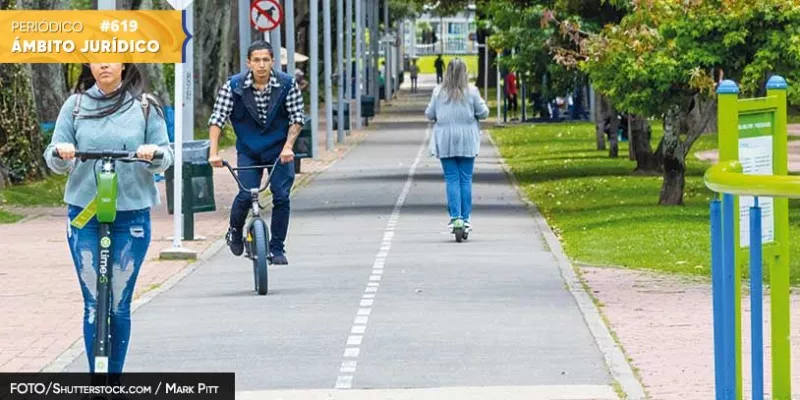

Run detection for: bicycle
[[222, 154, 306, 296], [52, 148, 163, 376]]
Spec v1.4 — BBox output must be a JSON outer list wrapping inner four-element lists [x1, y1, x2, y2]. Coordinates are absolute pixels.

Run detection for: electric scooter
[[53, 148, 162, 376]]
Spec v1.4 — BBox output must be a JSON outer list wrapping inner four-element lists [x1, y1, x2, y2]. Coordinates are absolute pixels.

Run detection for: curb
[[40, 122, 375, 374], [485, 132, 648, 400]]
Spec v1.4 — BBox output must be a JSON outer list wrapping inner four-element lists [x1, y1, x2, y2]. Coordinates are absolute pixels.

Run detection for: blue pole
[[711, 197, 725, 399], [750, 197, 764, 400], [721, 193, 737, 399]]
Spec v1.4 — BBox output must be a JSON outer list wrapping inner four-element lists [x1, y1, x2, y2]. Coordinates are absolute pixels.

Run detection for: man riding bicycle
[[207, 40, 305, 265]]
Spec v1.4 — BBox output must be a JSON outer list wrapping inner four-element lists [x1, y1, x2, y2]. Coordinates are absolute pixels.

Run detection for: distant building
[[404, 4, 478, 56]]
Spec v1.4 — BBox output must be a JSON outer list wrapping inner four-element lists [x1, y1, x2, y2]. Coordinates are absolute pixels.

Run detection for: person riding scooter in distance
[[206, 40, 305, 265]]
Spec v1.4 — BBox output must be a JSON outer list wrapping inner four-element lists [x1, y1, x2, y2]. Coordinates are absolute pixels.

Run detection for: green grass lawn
[[490, 121, 800, 284], [412, 55, 478, 76], [0, 173, 67, 208], [0, 173, 67, 223], [0, 209, 23, 223]]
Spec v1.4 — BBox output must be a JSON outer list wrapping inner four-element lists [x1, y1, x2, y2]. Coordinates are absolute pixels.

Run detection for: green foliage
[[164, 63, 175, 105], [70, 0, 93, 9], [0, 173, 67, 207], [579, 0, 800, 118], [0, 209, 22, 224], [483, 1, 575, 100], [0, 64, 48, 183]]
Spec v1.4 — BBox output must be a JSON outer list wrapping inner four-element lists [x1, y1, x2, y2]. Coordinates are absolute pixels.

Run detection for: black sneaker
[[269, 253, 288, 265], [226, 227, 244, 256]]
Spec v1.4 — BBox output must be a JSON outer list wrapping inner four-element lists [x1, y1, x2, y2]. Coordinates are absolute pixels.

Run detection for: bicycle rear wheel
[[250, 218, 269, 295]]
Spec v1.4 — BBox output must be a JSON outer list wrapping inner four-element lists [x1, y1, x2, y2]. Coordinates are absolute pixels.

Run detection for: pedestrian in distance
[[434, 54, 444, 84], [409, 58, 419, 93], [43, 62, 174, 373], [425, 57, 490, 234], [206, 40, 306, 265], [505, 70, 518, 120]]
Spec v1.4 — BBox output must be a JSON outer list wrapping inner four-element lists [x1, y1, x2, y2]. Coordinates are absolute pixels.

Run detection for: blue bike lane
[[58, 76, 643, 399]]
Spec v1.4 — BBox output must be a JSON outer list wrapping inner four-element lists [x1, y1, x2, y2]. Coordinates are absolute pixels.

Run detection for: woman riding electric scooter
[[43, 62, 174, 374]]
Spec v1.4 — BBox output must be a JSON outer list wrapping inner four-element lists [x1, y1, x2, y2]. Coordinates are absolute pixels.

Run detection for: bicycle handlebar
[[221, 153, 308, 193]]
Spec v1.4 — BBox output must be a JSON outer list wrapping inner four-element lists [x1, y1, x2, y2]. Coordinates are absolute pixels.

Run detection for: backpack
[[72, 92, 158, 143]]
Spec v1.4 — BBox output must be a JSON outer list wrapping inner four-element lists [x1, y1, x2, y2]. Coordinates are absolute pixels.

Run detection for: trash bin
[[361, 95, 375, 118], [293, 116, 313, 158], [165, 140, 216, 240], [166, 140, 215, 214], [332, 102, 350, 130]]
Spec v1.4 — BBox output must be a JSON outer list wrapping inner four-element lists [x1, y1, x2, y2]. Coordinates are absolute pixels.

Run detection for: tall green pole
[[766, 75, 791, 400]]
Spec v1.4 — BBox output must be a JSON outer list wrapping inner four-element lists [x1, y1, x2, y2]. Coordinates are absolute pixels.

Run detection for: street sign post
[[160, 0, 198, 260]]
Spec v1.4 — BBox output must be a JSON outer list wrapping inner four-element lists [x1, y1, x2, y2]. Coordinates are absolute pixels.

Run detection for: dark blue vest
[[228, 69, 293, 161]]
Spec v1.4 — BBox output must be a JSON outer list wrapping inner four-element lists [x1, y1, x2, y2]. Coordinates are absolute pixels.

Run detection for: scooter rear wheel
[[454, 227, 464, 242]]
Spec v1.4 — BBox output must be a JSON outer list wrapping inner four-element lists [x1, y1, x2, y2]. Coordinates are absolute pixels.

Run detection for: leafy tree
[[577, 0, 800, 205], [483, 1, 576, 118], [0, 0, 48, 186]]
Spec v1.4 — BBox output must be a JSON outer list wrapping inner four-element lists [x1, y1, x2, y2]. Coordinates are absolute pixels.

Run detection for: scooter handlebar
[[51, 148, 164, 161]]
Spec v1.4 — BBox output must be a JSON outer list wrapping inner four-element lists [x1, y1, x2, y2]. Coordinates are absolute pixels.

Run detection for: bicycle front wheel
[[250, 218, 269, 295]]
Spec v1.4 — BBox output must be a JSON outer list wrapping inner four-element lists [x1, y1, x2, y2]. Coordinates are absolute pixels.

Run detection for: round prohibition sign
[[251, 0, 283, 32]]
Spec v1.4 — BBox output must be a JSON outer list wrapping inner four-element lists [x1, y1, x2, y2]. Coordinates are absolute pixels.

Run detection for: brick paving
[[580, 266, 800, 400]]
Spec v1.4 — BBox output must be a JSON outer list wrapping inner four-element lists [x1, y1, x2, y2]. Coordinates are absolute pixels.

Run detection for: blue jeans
[[229, 150, 295, 255], [440, 156, 475, 221], [66, 205, 151, 374]]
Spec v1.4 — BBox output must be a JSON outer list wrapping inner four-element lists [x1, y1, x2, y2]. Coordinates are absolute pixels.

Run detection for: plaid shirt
[[207, 70, 305, 129]]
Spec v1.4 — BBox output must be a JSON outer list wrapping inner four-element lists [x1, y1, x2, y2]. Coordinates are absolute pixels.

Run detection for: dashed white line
[[351, 325, 366, 334], [333, 129, 429, 389]]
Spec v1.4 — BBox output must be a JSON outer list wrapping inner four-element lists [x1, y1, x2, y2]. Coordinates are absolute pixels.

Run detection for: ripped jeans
[[66, 205, 151, 373]]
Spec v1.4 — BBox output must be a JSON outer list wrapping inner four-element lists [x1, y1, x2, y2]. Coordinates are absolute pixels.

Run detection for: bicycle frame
[[222, 153, 307, 218]]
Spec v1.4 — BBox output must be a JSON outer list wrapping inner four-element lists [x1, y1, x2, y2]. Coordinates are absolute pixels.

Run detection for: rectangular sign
[[738, 111, 775, 247], [0, 10, 188, 63]]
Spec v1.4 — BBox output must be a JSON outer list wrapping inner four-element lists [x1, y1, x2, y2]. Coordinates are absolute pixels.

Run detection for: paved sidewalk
[[581, 266, 800, 400], [53, 75, 642, 399], [0, 107, 370, 373]]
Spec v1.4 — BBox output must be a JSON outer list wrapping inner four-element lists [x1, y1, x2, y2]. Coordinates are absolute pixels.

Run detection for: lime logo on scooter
[[99, 236, 111, 282]]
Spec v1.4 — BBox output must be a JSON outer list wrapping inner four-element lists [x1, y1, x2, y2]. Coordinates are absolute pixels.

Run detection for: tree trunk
[[476, 8, 497, 88], [630, 115, 660, 173], [121, 0, 171, 106], [18, 0, 69, 123], [0, 64, 49, 183], [603, 97, 619, 158], [195, 0, 233, 125], [659, 106, 686, 205], [594, 92, 608, 150]]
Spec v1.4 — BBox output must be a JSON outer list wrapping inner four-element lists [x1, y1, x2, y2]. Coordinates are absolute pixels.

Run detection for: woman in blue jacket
[[425, 58, 490, 233]]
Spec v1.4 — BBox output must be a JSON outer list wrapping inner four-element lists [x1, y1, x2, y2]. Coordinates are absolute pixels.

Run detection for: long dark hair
[[73, 63, 163, 120]]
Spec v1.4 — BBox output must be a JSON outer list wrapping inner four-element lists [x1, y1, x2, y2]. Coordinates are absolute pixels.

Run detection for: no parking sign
[[250, 0, 283, 32]]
